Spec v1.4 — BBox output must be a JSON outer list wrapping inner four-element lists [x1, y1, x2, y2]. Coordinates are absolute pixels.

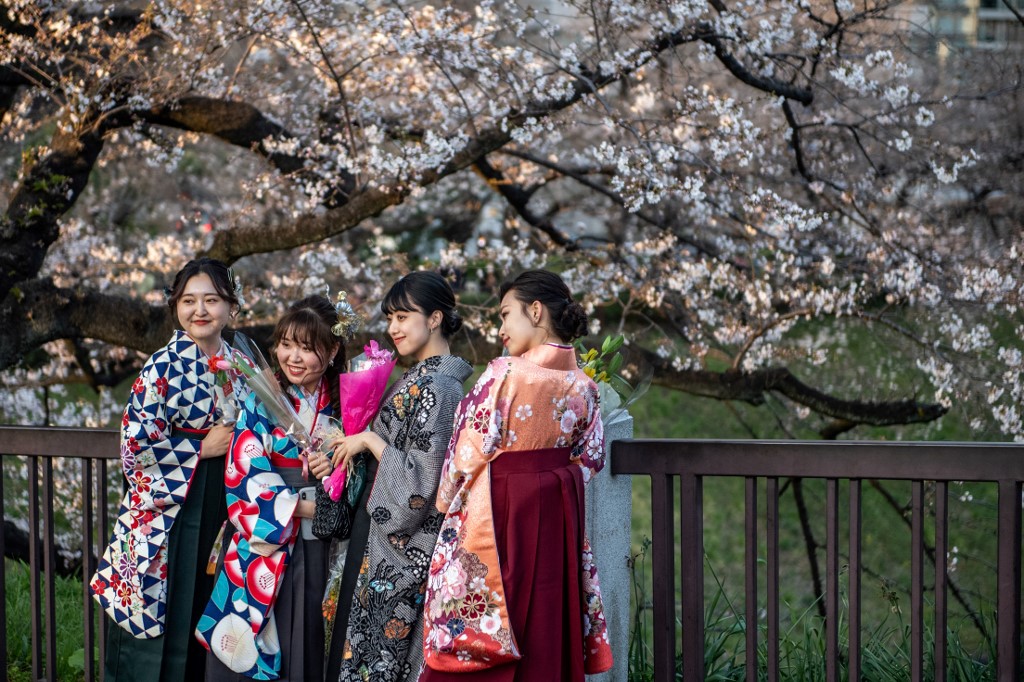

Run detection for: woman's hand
[[293, 499, 316, 519], [308, 449, 333, 479], [329, 432, 387, 471], [200, 424, 234, 458]]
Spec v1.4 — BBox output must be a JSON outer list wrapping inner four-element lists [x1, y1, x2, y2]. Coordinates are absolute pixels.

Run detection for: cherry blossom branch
[[200, 26, 705, 263], [135, 96, 313, 176], [694, 22, 813, 105]]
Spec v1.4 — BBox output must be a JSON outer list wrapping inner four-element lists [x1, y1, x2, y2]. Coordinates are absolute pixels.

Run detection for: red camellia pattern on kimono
[[195, 382, 332, 680]]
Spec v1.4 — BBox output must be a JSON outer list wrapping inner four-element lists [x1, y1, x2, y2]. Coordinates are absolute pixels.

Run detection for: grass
[[4, 559, 97, 682], [628, 545, 1001, 681]]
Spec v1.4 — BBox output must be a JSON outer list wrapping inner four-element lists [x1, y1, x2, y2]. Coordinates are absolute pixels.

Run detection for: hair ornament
[[229, 268, 245, 307], [331, 290, 361, 340], [163, 286, 173, 304]]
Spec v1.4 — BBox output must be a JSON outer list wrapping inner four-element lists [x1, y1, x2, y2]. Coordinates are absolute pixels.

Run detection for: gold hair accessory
[[331, 290, 361, 340]]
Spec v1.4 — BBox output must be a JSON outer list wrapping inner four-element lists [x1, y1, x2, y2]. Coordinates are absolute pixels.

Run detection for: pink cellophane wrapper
[[323, 342, 396, 501]]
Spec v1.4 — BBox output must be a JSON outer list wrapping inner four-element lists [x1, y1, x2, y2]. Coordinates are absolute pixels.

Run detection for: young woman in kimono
[[92, 258, 246, 681], [420, 269, 614, 682], [196, 294, 352, 680], [316, 271, 473, 682]]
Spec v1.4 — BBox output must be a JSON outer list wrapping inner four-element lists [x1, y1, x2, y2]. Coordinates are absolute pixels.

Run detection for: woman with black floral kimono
[[314, 272, 471, 682]]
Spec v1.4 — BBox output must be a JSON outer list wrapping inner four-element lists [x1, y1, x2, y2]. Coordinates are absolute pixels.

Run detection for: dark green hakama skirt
[[104, 458, 227, 682]]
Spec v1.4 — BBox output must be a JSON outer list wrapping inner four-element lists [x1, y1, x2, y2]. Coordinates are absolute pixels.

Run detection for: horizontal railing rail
[[0, 426, 120, 682], [612, 439, 1024, 682]]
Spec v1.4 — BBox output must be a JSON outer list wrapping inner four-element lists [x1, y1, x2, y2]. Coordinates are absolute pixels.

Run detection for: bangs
[[380, 280, 423, 316], [273, 309, 332, 361], [280, 322, 316, 348]]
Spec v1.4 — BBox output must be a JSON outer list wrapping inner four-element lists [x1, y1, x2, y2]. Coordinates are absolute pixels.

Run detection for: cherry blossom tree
[[2, 0, 1022, 441]]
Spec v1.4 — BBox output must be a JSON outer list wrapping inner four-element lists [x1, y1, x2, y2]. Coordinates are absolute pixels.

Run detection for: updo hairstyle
[[499, 269, 588, 343]]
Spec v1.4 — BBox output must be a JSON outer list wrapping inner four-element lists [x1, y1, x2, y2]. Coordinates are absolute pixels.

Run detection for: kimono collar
[[521, 342, 578, 372], [172, 329, 229, 376], [413, 354, 474, 384]]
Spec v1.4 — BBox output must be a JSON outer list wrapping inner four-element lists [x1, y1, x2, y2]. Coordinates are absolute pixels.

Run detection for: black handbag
[[312, 482, 353, 540], [311, 453, 368, 540]]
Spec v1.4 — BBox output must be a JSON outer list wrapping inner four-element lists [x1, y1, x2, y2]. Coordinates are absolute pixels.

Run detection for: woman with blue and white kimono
[[196, 294, 355, 681], [92, 258, 247, 682]]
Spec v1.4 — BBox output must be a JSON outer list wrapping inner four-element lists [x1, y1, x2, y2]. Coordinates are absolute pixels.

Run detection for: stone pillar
[[585, 412, 633, 681]]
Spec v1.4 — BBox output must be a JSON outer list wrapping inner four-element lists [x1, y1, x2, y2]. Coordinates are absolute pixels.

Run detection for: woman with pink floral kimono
[[420, 270, 613, 682]]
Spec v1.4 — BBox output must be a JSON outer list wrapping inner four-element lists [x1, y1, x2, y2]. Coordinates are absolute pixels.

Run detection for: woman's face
[[176, 273, 233, 354], [387, 307, 434, 360], [275, 327, 331, 394], [498, 291, 545, 357]]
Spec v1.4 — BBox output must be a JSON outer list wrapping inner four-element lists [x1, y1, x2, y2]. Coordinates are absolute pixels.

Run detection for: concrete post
[[586, 412, 633, 681]]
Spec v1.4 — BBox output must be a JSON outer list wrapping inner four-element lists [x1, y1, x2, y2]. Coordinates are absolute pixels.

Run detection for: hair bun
[[443, 309, 464, 336], [563, 301, 588, 341]]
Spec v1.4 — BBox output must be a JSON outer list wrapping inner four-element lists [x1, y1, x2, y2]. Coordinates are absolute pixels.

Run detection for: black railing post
[[43, 458, 58, 682], [83, 458, 96, 682], [650, 472, 676, 681], [98, 457, 110, 682], [766, 477, 779, 682], [934, 481, 948, 682], [28, 455, 43, 680], [679, 472, 703, 681], [911, 481, 924, 682], [825, 478, 839, 682], [996, 480, 1022, 682], [848, 479, 862, 682], [744, 477, 758, 682]]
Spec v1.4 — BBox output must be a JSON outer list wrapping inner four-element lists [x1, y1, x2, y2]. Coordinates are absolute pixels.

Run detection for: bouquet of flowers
[[210, 332, 316, 453], [577, 334, 652, 426], [205, 349, 245, 425], [322, 340, 396, 501]]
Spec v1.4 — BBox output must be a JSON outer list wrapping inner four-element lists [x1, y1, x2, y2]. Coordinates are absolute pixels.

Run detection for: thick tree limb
[[0, 124, 105, 302], [138, 97, 311, 177], [696, 21, 813, 105], [638, 348, 947, 427], [472, 156, 577, 249], [0, 280, 174, 369]]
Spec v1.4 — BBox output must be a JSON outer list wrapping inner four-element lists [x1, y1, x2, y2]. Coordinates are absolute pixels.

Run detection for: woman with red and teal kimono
[[195, 294, 353, 681], [420, 270, 613, 682], [92, 258, 247, 681]]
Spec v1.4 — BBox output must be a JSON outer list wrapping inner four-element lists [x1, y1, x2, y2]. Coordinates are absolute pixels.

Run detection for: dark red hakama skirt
[[420, 446, 586, 682]]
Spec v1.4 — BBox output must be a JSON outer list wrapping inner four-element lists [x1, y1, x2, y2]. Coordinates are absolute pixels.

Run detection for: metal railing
[[0, 425, 118, 682], [2, 429, 1022, 681], [613, 439, 1024, 682]]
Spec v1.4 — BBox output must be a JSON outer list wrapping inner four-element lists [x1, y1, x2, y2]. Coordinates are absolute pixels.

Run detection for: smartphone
[[298, 486, 318, 541]]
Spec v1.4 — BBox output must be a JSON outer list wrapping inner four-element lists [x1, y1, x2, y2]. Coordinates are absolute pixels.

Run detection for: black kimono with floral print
[[333, 354, 472, 682]]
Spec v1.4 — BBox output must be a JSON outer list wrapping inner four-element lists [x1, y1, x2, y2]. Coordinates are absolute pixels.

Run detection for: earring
[[329, 358, 334, 366]]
